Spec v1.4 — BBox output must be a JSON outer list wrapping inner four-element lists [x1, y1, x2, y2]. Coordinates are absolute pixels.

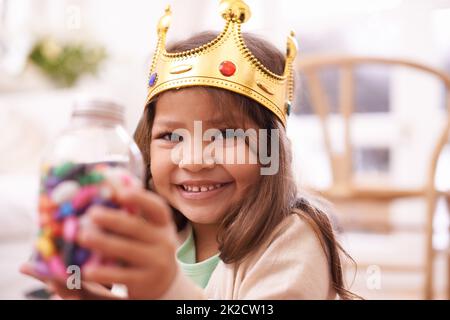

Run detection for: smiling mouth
[[177, 182, 231, 193]]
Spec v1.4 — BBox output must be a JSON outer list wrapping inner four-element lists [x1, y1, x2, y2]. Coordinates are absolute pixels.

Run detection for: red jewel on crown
[[219, 61, 236, 77]]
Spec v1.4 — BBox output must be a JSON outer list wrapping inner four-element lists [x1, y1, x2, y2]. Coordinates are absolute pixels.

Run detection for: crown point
[[286, 32, 298, 60], [219, 61, 237, 77], [219, 0, 251, 23], [157, 5, 172, 35]]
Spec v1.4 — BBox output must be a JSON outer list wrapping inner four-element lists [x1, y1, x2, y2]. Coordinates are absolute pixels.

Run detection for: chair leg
[[446, 195, 450, 300], [424, 192, 436, 300]]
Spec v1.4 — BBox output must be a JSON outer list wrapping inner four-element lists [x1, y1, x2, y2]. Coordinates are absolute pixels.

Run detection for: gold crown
[[146, 0, 298, 126]]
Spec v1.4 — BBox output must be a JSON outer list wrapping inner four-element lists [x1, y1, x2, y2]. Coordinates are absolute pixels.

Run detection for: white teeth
[[181, 183, 226, 193]]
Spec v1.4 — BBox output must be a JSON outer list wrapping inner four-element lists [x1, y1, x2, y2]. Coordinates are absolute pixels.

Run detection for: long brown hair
[[134, 31, 359, 299]]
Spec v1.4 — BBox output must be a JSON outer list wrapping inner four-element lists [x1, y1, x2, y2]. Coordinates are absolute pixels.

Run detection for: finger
[[20, 262, 39, 278], [21, 263, 119, 300], [46, 281, 83, 300], [20, 262, 60, 283], [88, 206, 165, 244], [77, 228, 151, 267], [82, 264, 142, 287], [116, 188, 172, 226], [20, 263, 70, 299]]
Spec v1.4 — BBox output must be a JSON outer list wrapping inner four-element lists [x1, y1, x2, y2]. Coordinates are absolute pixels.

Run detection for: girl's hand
[[19, 262, 119, 300], [77, 187, 178, 299]]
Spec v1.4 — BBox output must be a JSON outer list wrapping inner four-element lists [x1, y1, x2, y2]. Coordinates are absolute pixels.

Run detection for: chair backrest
[[297, 56, 450, 193]]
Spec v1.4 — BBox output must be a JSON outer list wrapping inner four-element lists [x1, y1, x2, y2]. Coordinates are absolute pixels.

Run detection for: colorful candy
[[34, 260, 51, 276], [36, 236, 55, 259], [49, 256, 67, 278], [51, 181, 80, 204], [72, 185, 98, 211], [32, 161, 141, 278], [63, 217, 78, 242], [53, 162, 72, 177], [56, 202, 75, 220]]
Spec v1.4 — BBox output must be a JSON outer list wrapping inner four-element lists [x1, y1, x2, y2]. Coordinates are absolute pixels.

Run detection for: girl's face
[[150, 88, 261, 225]]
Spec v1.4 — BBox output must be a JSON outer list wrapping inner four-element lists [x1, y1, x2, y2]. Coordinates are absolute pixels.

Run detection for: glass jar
[[31, 99, 144, 278]]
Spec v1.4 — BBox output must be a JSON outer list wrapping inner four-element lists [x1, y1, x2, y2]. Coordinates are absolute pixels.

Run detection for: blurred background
[[0, 0, 449, 299]]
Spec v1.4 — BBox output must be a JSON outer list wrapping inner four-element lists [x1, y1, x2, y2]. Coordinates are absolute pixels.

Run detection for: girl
[[22, 2, 357, 300]]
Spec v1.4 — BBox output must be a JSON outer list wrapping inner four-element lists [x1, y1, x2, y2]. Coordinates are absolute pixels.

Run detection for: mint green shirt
[[176, 228, 220, 289]]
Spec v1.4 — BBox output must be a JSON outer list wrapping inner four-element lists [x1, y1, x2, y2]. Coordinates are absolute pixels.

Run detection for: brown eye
[[161, 132, 183, 142]]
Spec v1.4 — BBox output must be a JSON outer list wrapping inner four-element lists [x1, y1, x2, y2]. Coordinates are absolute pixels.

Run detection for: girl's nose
[[178, 143, 215, 172], [178, 157, 215, 172], [178, 159, 215, 172]]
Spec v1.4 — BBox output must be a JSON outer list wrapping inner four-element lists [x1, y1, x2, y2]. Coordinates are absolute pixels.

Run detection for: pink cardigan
[[160, 213, 336, 300]]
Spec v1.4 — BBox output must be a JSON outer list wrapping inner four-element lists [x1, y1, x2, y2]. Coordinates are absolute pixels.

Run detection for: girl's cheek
[[226, 162, 260, 187], [150, 148, 173, 187]]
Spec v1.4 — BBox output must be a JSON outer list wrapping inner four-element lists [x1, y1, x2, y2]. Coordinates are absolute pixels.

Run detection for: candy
[[48, 220, 63, 237], [34, 261, 51, 276], [48, 256, 66, 278], [54, 237, 65, 252], [53, 162, 75, 178], [36, 236, 55, 259], [39, 210, 52, 227], [51, 181, 80, 204], [94, 163, 108, 171], [63, 217, 78, 242], [78, 172, 104, 186], [41, 163, 51, 176], [90, 172, 104, 184], [41, 227, 52, 238], [56, 202, 75, 219], [72, 186, 98, 210], [63, 242, 77, 266], [34, 162, 141, 276], [44, 176, 61, 190], [74, 246, 91, 265], [39, 195, 57, 215]]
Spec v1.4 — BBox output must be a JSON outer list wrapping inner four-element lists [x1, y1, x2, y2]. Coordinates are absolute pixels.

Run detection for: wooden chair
[[297, 56, 450, 299]]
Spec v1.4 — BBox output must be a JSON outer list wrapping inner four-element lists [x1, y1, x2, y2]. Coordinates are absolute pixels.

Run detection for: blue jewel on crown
[[148, 73, 158, 87]]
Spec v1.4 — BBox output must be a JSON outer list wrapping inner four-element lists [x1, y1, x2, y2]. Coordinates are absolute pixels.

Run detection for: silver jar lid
[[72, 98, 125, 123]]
